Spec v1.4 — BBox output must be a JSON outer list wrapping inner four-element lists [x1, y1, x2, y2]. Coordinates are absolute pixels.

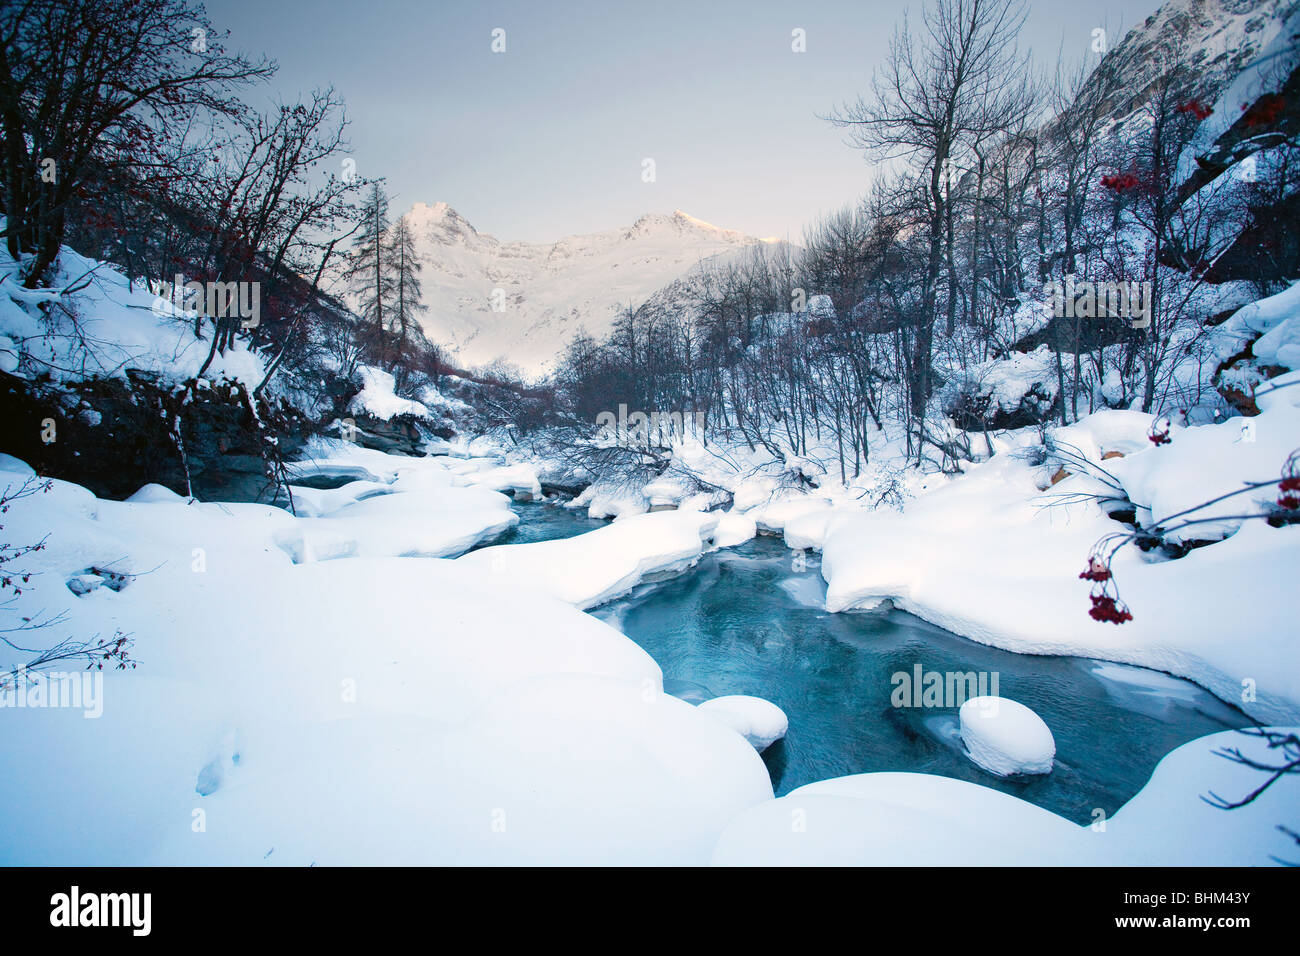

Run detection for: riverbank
[[0, 443, 1294, 864]]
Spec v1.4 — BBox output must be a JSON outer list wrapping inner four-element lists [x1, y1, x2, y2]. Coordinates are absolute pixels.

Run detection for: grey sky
[[203, 0, 1162, 243]]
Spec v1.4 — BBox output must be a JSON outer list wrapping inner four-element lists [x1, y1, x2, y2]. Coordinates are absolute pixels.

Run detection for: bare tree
[[0, 0, 274, 286], [829, 0, 1034, 441]]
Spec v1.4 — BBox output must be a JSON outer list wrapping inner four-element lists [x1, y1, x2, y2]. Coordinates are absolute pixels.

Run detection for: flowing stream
[[509, 501, 1249, 824]]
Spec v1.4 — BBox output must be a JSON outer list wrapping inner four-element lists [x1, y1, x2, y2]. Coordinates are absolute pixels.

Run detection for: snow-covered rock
[[747, 495, 833, 535], [452, 462, 542, 500], [958, 697, 1056, 776], [711, 770, 1090, 866], [697, 695, 789, 751]]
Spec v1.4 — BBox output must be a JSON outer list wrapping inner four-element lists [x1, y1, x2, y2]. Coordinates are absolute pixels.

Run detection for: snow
[[348, 365, 430, 421], [710, 727, 1298, 866], [953, 345, 1059, 419], [712, 511, 758, 548], [451, 461, 542, 499], [457, 510, 720, 609], [746, 495, 835, 535], [0, 451, 772, 865], [958, 696, 1056, 776], [711, 772, 1090, 866], [3, 426, 1295, 864], [697, 695, 789, 751], [273, 484, 518, 562], [1234, 281, 1300, 370], [126, 483, 189, 504], [819, 398, 1300, 726], [0, 245, 265, 387], [1050, 410, 1159, 462], [403, 202, 769, 373], [286, 478, 394, 518], [570, 479, 650, 520], [1105, 383, 1300, 543], [783, 505, 845, 551]]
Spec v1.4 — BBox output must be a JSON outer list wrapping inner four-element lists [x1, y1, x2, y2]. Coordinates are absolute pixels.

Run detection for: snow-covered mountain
[[404, 202, 771, 374], [1080, 0, 1291, 123]]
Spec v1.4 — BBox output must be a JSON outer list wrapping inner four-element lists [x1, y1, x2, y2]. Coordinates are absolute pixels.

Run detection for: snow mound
[[697, 695, 789, 751], [747, 495, 833, 534], [958, 696, 1055, 776], [125, 483, 187, 504], [452, 462, 542, 500], [274, 484, 517, 562]]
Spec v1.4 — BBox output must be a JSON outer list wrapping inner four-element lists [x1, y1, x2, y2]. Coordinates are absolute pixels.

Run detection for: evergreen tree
[[344, 182, 394, 364], [385, 213, 426, 361]]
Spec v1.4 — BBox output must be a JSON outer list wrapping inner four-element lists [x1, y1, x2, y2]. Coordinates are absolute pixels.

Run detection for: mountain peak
[[407, 201, 486, 247], [624, 209, 753, 244], [399, 203, 771, 372]]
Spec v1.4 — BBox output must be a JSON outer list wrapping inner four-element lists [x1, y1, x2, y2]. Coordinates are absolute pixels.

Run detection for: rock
[[958, 696, 1055, 776], [698, 695, 789, 751], [66, 574, 104, 597], [341, 413, 427, 457], [0, 370, 309, 503]]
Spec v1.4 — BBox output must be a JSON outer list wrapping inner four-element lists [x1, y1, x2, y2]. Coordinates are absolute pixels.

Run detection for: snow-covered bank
[[457, 510, 720, 609], [0, 454, 772, 865], [817, 388, 1300, 725], [1, 439, 1292, 866], [710, 727, 1299, 865]]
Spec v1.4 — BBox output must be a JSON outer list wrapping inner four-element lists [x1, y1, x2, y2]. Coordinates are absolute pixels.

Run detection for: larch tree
[[385, 213, 426, 369], [344, 182, 393, 366]]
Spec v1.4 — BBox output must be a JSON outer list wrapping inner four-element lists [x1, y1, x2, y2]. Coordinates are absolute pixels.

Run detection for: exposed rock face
[[0, 370, 309, 502], [330, 413, 429, 457]]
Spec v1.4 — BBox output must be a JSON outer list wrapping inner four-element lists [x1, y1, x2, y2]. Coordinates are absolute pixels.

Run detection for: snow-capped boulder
[[698, 695, 789, 751], [959, 696, 1055, 776]]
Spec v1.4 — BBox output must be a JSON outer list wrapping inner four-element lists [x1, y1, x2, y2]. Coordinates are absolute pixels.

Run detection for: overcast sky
[[203, 0, 1163, 243]]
